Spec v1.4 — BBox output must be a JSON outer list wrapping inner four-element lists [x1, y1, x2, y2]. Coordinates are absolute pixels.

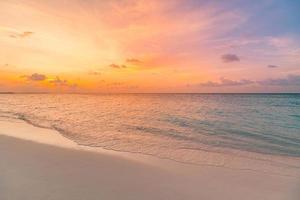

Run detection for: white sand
[[0, 119, 299, 200]]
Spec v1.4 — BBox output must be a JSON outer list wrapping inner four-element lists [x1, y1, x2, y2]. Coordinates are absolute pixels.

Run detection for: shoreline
[[0, 118, 184, 170], [0, 119, 300, 199], [1, 117, 299, 178]]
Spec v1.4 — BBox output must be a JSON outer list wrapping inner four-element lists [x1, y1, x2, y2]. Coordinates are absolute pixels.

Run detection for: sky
[[0, 0, 300, 93]]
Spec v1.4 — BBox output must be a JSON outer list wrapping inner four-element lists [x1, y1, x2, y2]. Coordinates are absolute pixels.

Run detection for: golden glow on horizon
[[0, 0, 299, 93]]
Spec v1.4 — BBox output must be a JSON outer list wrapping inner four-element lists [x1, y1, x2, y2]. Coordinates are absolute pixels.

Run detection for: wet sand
[[0, 120, 299, 200]]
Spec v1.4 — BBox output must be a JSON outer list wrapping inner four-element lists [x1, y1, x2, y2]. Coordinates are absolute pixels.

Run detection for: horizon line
[[1, 92, 299, 95]]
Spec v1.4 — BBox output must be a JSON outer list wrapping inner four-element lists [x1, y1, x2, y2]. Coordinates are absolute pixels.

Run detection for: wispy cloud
[[1, 1, 300, 93], [267, 65, 279, 68], [88, 71, 101, 75], [10, 31, 33, 39], [126, 58, 142, 64], [106, 81, 139, 90], [2, 63, 10, 68], [109, 64, 127, 69], [21, 72, 78, 88], [1, 26, 33, 40], [258, 75, 300, 86], [200, 77, 254, 87], [0, 26, 33, 38], [49, 76, 67, 85], [22, 73, 47, 81], [221, 54, 240, 63], [48, 76, 78, 88], [199, 75, 300, 88], [267, 37, 293, 49]]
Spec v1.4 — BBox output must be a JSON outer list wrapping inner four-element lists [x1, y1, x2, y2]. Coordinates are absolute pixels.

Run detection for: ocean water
[[0, 94, 300, 169]]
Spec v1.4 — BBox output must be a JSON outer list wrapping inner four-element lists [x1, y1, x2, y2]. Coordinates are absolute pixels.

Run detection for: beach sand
[[0, 120, 299, 200]]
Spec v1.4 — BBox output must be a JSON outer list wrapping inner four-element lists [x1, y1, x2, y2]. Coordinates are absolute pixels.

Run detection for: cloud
[[109, 64, 127, 69], [267, 37, 293, 48], [105, 82, 139, 90], [107, 82, 123, 86], [48, 76, 78, 88], [126, 58, 142, 64], [200, 77, 254, 87], [22, 73, 47, 81], [88, 71, 101, 75], [48, 76, 68, 86], [10, 31, 34, 39], [69, 83, 78, 89], [258, 75, 300, 86], [50, 76, 78, 88], [2, 64, 9, 68], [20, 73, 78, 89], [20, 31, 33, 38], [221, 54, 240, 63], [267, 65, 279, 68], [199, 75, 300, 88], [0, 26, 33, 38]]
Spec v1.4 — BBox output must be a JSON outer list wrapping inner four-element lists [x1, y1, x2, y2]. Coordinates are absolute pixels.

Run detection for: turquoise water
[[0, 94, 299, 165]]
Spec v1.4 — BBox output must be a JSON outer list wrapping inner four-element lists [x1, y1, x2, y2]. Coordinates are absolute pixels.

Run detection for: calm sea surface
[[0, 94, 300, 166]]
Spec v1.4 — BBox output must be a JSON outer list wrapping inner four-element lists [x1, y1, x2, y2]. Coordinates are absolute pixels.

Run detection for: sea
[[0, 93, 300, 174]]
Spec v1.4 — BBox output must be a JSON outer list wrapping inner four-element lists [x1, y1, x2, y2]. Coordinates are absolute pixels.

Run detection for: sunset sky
[[0, 0, 300, 93]]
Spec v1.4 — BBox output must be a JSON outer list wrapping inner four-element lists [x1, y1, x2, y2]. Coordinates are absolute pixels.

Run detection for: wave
[[1, 110, 300, 178], [0, 94, 300, 177]]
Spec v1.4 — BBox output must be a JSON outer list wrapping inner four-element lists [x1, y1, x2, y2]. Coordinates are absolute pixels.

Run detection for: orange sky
[[0, 0, 300, 93]]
